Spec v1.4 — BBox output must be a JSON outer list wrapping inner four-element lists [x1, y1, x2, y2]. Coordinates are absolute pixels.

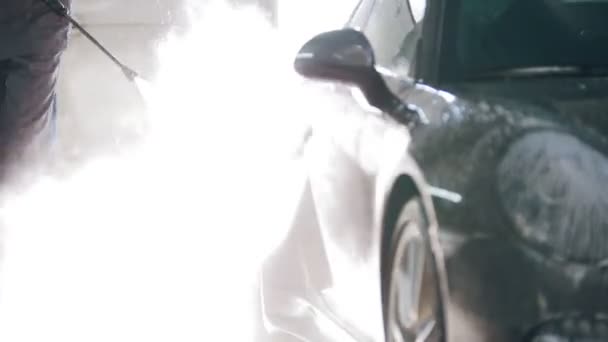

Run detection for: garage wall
[[72, 0, 188, 25]]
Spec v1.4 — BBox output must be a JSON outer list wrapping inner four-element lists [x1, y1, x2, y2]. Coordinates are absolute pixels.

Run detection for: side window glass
[[409, 0, 426, 23], [362, 0, 426, 76], [364, 0, 414, 67], [392, 0, 426, 75]]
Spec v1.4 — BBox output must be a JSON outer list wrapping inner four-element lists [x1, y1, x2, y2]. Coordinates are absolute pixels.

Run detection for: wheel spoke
[[407, 227, 427, 323], [392, 316, 436, 342], [395, 221, 427, 327], [414, 318, 436, 342]]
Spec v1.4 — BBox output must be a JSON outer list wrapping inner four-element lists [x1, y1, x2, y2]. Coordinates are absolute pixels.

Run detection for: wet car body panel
[[396, 60, 608, 339], [379, 0, 608, 336], [259, 119, 442, 342]]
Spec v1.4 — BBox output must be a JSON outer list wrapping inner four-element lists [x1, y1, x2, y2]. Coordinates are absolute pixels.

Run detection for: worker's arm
[[0, 54, 61, 151], [0, 0, 71, 161]]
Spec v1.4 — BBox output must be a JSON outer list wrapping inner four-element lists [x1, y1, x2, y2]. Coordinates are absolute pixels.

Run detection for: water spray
[[40, 0, 146, 85]]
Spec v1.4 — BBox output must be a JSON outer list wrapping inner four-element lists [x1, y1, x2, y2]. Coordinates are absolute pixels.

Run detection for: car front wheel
[[382, 188, 446, 342]]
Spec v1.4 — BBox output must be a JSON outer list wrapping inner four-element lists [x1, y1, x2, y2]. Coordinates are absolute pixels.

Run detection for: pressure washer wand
[[40, 0, 141, 81]]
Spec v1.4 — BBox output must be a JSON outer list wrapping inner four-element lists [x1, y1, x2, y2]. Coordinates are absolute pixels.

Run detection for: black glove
[[39, 0, 70, 16]]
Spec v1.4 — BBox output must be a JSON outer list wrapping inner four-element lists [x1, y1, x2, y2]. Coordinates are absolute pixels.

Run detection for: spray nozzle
[[121, 66, 140, 82]]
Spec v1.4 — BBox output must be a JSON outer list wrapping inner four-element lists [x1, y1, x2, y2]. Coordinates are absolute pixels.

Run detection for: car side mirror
[[294, 28, 425, 126]]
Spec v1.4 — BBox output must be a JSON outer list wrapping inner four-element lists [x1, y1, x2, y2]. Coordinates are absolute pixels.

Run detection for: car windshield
[[439, 0, 608, 81]]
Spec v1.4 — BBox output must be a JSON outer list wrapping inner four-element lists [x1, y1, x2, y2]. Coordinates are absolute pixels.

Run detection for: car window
[[362, 0, 421, 74], [409, 0, 427, 22], [440, 0, 608, 81]]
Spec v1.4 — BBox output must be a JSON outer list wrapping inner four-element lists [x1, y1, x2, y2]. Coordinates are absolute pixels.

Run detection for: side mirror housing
[[294, 28, 424, 126]]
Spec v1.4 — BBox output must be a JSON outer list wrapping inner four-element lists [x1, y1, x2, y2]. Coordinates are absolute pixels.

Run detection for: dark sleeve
[[0, 54, 61, 148], [0, 0, 71, 153]]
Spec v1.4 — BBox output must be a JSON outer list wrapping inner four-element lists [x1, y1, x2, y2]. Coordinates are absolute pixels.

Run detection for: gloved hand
[[40, 0, 70, 16]]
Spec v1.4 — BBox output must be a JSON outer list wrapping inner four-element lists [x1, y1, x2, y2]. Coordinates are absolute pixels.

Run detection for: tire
[[381, 183, 446, 342]]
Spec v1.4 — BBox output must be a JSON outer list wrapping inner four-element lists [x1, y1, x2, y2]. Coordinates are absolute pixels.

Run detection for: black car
[[261, 0, 608, 341]]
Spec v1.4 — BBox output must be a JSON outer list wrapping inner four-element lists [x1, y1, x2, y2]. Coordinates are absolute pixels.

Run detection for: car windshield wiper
[[467, 65, 608, 80]]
